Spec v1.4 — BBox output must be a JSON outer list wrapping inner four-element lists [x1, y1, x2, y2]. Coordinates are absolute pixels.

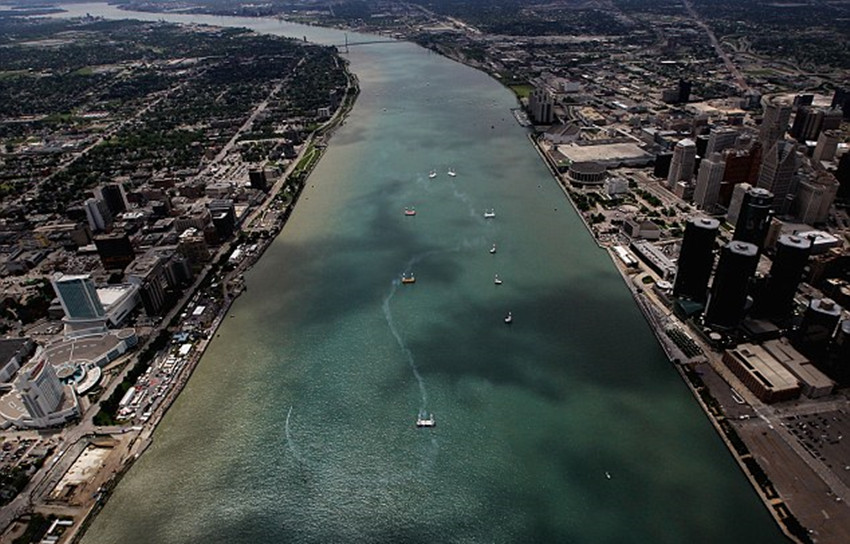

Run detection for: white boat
[[404, 207, 416, 216], [401, 273, 416, 284], [494, 274, 502, 285], [428, 170, 437, 179], [504, 311, 512, 324], [416, 413, 436, 427], [447, 168, 456, 177], [489, 244, 497, 254], [605, 471, 612, 480], [483, 209, 495, 219]]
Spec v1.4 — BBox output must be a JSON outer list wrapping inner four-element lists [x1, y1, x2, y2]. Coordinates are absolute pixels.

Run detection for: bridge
[[333, 39, 401, 50]]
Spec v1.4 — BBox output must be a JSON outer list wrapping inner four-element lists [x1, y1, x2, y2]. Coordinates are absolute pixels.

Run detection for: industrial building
[[722, 343, 800, 403]]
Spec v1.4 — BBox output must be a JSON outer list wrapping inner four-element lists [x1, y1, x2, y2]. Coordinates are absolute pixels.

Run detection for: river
[[55, 4, 783, 542]]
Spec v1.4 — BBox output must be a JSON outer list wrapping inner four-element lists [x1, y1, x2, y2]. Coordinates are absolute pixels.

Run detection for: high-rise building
[[757, 140, 799, 211], [813, 130, 839, 163], [726, 183, 752, 226], [93, 232, 136, 270], [831, 88, 850, 119], [654, 152, 673, 179], [794, 173, 839, 225], [208, 199, 236, 241], [126, 253, 169, 316], [249, 169, 269, 192], [790, 107, 843, 142], [694, 152, 725, 212], [96, 183, 129, 216], [795, 298, 842, 362], [759, 97, 791, 148], [529, 88, 554, 125], [667, 138, 696, 188], [706, 127, 738, 156], [84, 197, 113, 232], [705, 241, 760, 329], [733, 186, 773, 250], [15, 360, 64, 420], [51, 274, 105, 321], [672, 217, 719, 302], [755, 234, 811, 321]]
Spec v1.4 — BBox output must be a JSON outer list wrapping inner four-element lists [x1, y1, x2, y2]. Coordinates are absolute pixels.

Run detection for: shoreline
[[7, 43, 361, 544]]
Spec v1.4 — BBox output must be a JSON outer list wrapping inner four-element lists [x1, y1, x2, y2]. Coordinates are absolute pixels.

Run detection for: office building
[[813, 130, 839, 163], [694, 152, 725, 212], [249, 169, 269, 191], [726, 183, 751, 226], [84, 197, 113, 232], [790, 107, 843, 142], [832, 88, 850, 119], [93, 232, 136, 270], [673, 217, 719, 302], [794, 173, 839, 225], [706, 127, 738, 156], [762, 339, 834, 398], [705, 241, 759, 329], [757, 140, 799, 211], [51, 274, 105, 321], [759, 97, 791, 148], [756, 235, 811, 321], [795, 298, 842, 362], [653, 152, 673, 179], [667, 138, 696, 188], [208, 199, 236, 241], [126, 253, 169, 316], [96, 183, 129, 216], [733, 186, 773, 249]]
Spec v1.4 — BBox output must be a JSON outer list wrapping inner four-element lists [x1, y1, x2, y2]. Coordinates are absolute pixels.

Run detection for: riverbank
[[0, 45, 361, 544]]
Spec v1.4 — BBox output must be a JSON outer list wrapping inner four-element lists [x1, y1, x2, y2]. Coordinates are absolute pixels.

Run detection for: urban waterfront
[[59, 4, 783, 542]]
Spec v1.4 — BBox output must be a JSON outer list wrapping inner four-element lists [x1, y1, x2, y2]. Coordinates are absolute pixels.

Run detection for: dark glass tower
[[733, 187, 773, 250], [755, 234, 811, 321], [673, 217, 719, 302], [705, 241, 759, 329], [795, 298, 842, 362]]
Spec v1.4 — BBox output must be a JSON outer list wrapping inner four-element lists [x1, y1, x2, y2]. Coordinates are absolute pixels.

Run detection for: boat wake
[[383, 280, 428, 412], [285, 406, 307, 465]]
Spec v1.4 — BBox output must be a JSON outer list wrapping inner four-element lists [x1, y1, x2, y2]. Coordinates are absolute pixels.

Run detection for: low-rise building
[[722, 343, 801, 403]]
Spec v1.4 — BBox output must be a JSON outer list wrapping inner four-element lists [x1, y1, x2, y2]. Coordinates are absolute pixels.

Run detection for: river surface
[[56, 4, 783, 542]]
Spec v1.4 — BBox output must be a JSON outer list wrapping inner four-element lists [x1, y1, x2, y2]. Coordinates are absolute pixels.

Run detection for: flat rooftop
[[556, 142, 652, 166], [726, 343, 799, 394]]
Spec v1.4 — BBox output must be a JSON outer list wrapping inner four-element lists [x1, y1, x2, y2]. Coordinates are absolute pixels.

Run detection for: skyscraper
[[794, 173, 839, 225], [705, 241, 759, 329], [706, 127, 738, 156], [529, 88, 554, 124], [15, 360, 64, 420], [733, 186, 773, 250], [795, 298, 842, 362], [755, 234, 811, 321], [96, 183, 129, 216], [51, 274, 105, 320], [759, 97, 791, 148], [757, 140, 799, 211], [694, 152, 725, 212], [84, 197, 113, 232], [667, 138, 696, 188], [673, 217, 719, 302], [813, 130, 839, 163], [726, 183, 752, 226]]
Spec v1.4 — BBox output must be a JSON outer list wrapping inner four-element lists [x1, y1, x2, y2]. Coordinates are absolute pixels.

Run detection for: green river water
[[55, 4, 783, 542]]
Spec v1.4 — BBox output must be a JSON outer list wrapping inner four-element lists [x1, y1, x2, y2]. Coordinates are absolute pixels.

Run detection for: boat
[[605, 471, 612, 480], [416, 413, 436, 427], [483, 209, 495, 219], [447, 168, 456, 177], [489, 244, 497, 254], [494, 274, 502, 285], [428, 170, 437, 179], [401, 273, 416, 284], [404, 207, 416, 216], [504, 311, 512, 324]]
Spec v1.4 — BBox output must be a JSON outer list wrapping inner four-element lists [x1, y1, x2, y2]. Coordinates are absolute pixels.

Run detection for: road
[[680, 0, 751, 93]]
